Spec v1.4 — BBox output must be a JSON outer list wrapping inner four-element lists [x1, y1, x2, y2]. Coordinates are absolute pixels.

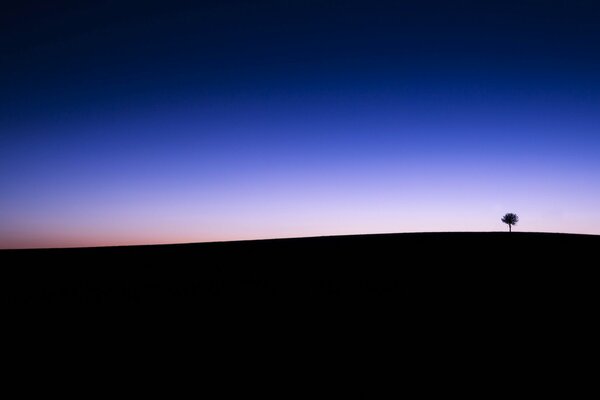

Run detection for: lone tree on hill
[[501, 213, 519, 232]]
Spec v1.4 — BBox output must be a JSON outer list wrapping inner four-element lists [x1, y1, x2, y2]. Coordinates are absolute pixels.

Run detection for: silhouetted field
[[3, 232, 597, 390], [2, 232, 597, 310]]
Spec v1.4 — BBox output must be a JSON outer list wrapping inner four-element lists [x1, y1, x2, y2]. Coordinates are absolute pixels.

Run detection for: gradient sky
[[2, 0, 600, 248]]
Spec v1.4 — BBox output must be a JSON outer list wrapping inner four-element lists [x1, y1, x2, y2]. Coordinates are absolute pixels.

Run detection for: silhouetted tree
[[501, 213, 519, 232]]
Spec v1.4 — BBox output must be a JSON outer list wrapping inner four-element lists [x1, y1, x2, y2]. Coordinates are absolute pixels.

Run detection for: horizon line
[[2, 230, 598, 251]]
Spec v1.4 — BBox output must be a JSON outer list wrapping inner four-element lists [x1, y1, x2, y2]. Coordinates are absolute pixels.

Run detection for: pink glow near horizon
[[2, 167, 599, 248]]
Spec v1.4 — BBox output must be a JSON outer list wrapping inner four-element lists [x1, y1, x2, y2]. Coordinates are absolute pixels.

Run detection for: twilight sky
[[2, 0, 600, 248]]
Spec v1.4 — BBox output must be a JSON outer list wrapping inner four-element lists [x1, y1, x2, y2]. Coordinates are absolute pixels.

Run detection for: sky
[[2, 0, 600, 248]]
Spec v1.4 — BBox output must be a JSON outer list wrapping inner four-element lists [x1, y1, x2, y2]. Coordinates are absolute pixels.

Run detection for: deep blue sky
[[2, 0, 600, 248]]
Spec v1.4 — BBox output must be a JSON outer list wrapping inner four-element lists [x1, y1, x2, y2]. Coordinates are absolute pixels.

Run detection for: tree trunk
[[509, 224, 511, 233]]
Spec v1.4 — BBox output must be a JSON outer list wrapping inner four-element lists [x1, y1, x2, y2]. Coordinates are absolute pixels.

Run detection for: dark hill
[[3, 232, 597, 390], [2, 232, 597, 309]]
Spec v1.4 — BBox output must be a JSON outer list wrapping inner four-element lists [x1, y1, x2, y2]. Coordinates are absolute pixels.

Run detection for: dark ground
[[2, 232, 596, 392], [2, 231, 597, 317]]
